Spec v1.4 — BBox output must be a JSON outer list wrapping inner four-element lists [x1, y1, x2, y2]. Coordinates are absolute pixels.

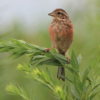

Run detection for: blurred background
[[0, 0, 100, 99]]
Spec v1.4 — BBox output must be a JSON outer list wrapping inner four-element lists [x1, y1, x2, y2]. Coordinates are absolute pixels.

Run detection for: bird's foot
[[66, 56, 71, 62], [45, 48, 50, 52], [45, 47, 54, 52]]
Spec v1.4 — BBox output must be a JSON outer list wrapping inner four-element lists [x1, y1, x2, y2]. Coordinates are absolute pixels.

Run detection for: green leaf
[[18, 86, 30, 99], [71, 84, 80, 100], [17, 64, 31, 72], [0, 48, 9, 52], [30, 55, 46, 65], [50, 48, 57, 53], [46, 67, 53, 82], [6, 84, 22, 95], [82, 66, 91, 89], [71, 51, 79, 72], [31, 44, 45, 51], [60, 75, 73, 83], [90, 83, 100, 94], [66, 85, 69, 94], [64, 65, 78, 75], [51, 52, 70, 64], [44, 52, 55, 59], [89, 91, 100, 100], [27, 48, 42, 53], [37, 59, 62, 66], [77, 54, 82, 66], [73, 73, 82, 96], [8, 52, 26, 59]]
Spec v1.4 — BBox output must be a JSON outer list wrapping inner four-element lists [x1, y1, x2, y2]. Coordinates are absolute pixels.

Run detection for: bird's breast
[[49, 23, 73, 51]]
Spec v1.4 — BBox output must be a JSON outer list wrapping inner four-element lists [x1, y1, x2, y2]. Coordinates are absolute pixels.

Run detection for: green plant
[[0, 39, 100, 100]]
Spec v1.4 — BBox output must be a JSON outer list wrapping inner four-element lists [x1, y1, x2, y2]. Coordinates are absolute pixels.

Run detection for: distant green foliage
[[0, 39, 100, 100]]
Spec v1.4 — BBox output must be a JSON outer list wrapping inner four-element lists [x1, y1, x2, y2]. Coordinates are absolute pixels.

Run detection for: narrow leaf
[[90, 83, 100, 94], [77, 54, 82, 65], [82, 66, 91, 88], [60, 75, 73, 83], [71, 84, 80, 100], [71, 51, 79, 72], [46, 67, 53, 82], [37, 59, 62, 66], [89, 91, 100, 100]]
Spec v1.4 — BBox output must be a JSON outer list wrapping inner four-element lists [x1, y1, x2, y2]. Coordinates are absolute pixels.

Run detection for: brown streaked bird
[[45, 9, 74, 81]]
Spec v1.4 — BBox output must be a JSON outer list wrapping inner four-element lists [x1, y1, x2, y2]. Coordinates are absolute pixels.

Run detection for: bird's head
[[48, 9, 69, 20]]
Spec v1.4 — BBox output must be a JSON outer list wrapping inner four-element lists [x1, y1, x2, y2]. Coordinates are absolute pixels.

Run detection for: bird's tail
[[57, 50, 65, 81], [57, 66, 65, 81]]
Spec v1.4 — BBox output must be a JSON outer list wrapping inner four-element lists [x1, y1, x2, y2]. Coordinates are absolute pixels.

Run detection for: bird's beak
[[48, 13, 54, 16]]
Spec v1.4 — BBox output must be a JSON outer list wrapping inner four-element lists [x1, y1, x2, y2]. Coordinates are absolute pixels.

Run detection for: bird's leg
[[45, 46, 54, 52], [66, 51, 71, 62]]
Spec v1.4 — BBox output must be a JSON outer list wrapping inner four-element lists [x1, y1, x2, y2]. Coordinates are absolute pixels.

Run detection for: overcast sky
[[0, 0, 87, 33]]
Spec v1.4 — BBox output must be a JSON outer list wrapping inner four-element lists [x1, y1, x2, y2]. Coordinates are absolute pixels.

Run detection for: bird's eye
[[57, 12, 61, 15]]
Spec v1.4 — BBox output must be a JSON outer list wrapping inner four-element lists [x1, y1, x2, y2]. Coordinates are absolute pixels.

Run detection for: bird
[[45, 9, 74, 81]]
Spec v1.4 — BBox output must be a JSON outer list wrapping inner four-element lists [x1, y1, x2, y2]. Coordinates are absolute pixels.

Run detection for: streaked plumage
[[46, 9, 74, 81]]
